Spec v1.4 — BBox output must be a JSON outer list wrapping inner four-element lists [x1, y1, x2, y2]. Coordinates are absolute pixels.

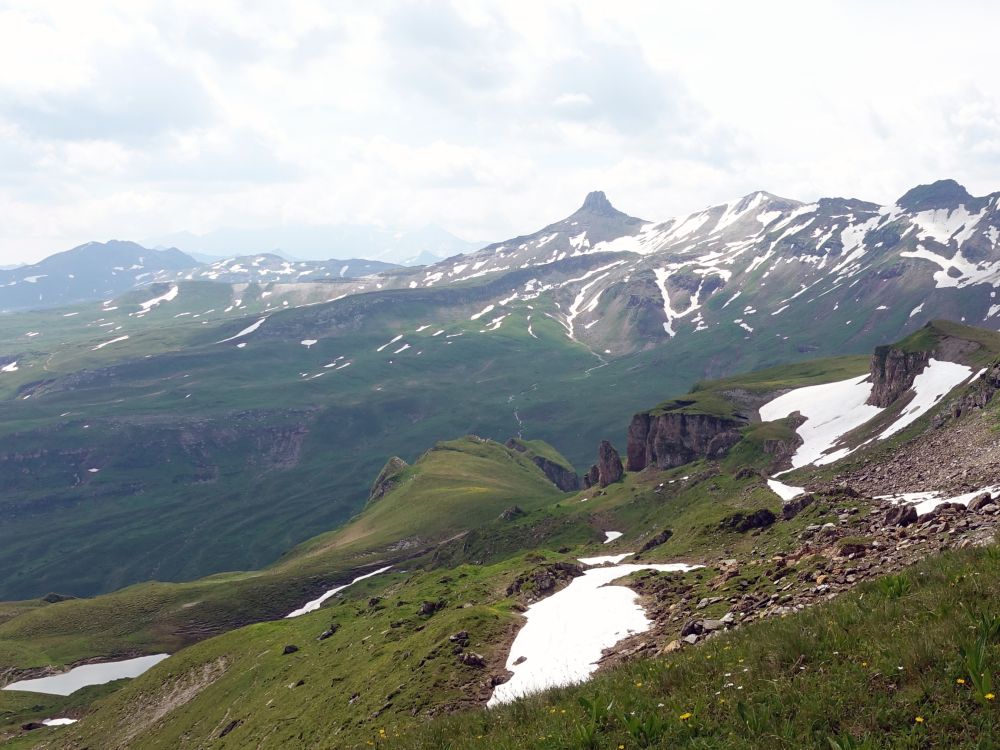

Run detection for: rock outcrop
[[583, 440, 624, 488], [504, 439, 580, 491], [866, 346, 930, 407], [626, 411, 746, 471], [368, 456, 409, 504]]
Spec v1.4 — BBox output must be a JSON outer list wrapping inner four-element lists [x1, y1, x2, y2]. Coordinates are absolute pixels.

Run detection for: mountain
[[155, 253, 398, 284], [4, 321, 1000, 747], [148, 223, 483, 266], [0, 245, 399, 313], [3, 180, 1000, 603], [0, 241, 197, 312]]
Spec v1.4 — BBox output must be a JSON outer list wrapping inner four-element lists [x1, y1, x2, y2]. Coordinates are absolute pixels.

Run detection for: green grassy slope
[[5, 323, 998, 748], [401, 542, 1000, 750], [0, 437, 565, 671]]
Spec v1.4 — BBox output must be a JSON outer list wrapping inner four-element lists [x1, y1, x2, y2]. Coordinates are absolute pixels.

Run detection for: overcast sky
[[2, 0, 1000, 264]]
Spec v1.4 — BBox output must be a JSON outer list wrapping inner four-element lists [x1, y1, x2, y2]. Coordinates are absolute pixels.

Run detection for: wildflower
[[861, 661, 868, 667], [635, 682, 643, 687], [679, 712, 693, 721], [957, 678, 966, 685], [618, 745, 625, 749], [987, 693, 996, 701], [915, 716, 924, 724]]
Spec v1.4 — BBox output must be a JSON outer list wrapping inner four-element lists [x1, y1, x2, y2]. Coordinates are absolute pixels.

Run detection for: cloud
[[3, 1, 1000, 264], [0, 47, 213, 143]]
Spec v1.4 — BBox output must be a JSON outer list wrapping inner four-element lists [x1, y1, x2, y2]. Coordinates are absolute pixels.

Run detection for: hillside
[[4, 182, 1000, 604], [4, 322, 1000, 748]]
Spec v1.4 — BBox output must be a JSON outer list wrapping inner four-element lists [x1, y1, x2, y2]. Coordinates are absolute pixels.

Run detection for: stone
[[459, 652, 486, 668], [639, 529, 673, 553], [781, 493, 815, 520], [499, 505, 526, 521], [282, 644, 299, 655], [885, 504, 918, 527], [719, 508, 777, 532], [596, 440, 624, 487], [661, 639, 683, 654], [968, 492, 993, 512]]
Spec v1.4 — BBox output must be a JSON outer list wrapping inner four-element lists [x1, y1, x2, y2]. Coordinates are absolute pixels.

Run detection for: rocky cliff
[[368, 456, 409, 504], [583, 440, 624, 488], [626, 411, 747, 471], [866, 346, 931, 407], [504, 439, 580, 492]]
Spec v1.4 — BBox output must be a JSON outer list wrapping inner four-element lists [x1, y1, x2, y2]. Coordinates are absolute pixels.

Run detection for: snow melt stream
[[488, 560, 700, 706]]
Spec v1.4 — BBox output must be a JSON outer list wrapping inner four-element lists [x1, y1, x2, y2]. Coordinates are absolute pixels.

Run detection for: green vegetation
[[0, 437, 565, 670], [648, 355, 870, 419], [888, 319, 1000, 364], [399, 542, 1000, 750]]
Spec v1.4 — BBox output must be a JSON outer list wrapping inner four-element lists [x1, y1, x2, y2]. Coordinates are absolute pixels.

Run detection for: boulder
[[458, 652, 486, 668], [499, 505, 526, 521], [781, 493, 815, 520], [968, 492, 993, 512], [885, 504, 918, 527], [719, 508, 777, 532], [639, 529, 673, 553], [282, 644, 299, 655]]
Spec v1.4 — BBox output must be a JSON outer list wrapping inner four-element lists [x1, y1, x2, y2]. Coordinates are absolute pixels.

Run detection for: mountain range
[[147, 223, 481, 265]]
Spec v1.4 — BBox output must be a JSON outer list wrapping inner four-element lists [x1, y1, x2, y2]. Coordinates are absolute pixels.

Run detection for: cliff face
[[504, 439, 581, 491], [626, 412, 746, 471], [866, 346, 931, 407], [368, 456, 409, 504], [583, 440, 624, 488]]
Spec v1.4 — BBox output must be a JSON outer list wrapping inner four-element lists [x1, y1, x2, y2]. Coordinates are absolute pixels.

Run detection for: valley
[[3, 183, 1000, 748], [3, 315, 1000, 747]]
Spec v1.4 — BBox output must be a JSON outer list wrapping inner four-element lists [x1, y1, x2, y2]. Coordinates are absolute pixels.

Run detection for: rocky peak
[[572, 190, 635, 221], [583, 440, 624, 488], [896, 179, 972, 212]]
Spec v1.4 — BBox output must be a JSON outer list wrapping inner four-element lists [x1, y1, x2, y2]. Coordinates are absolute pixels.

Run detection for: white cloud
[[1, 0, 1000, 263]]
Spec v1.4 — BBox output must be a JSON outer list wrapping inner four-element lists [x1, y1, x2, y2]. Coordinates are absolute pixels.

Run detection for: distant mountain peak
[[580, 190, 615, 213], [897, 179, 973, 212]]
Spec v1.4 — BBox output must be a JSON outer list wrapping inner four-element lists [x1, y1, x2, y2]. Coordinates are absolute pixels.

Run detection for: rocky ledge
[[626, 411, 747, 472]]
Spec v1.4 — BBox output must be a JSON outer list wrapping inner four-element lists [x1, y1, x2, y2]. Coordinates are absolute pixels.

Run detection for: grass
[[0, 436, 565, 669], [396, 541, 1000, 750]]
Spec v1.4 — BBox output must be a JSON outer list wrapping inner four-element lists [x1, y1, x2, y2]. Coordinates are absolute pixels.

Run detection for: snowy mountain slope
[[0, 241, 197, 313], [332, 179, 1000, 356], [152, 253, 397, 285]]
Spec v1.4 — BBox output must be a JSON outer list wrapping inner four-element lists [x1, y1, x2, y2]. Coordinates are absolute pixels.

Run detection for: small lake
[[2, 654, 170, 696]]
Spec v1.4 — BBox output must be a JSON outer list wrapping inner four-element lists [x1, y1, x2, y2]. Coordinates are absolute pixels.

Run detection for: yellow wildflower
[[915, 716, 924, 724], [957, 678, 966, 685], [679, 712, 693, 721], [987, 692, 996, 701]]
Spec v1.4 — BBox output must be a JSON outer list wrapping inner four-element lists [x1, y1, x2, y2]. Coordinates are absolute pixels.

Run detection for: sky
[[2, 0, 1000, 264]]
